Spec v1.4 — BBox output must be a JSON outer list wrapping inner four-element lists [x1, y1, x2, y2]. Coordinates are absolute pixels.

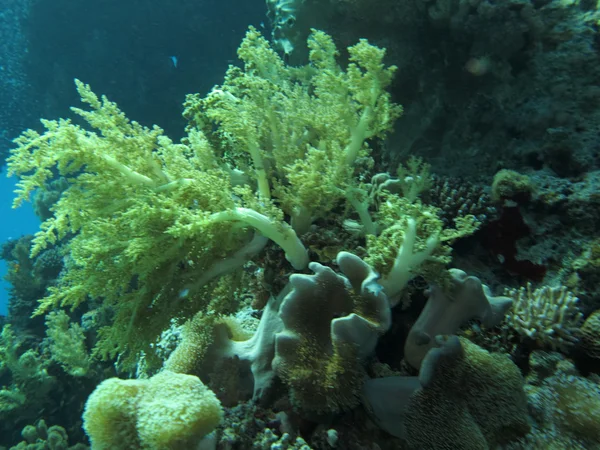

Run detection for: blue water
[[0, 168, 40, 315]]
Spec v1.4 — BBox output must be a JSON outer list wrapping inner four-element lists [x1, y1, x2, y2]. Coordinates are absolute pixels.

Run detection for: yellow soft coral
[[8, 80, 305, 367], [365, 194, 479, 300], [44, 310, 90, 377], [185, 27, 402, 234]]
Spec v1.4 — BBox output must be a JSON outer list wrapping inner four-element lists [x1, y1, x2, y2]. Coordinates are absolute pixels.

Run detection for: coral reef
[[2, 7, 600, 449], [7, 28, 401, 370]]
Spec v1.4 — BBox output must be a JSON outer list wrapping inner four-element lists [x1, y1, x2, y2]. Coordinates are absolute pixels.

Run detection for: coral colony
[[2, 1, 600, 448]]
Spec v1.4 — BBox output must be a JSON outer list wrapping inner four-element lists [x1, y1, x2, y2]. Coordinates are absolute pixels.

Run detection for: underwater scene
[[0, 0, 599, 448]]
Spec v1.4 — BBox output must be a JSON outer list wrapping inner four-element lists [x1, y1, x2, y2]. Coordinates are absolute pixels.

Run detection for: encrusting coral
[[491, 169, 533, 201], [513, 351, 600, 448]]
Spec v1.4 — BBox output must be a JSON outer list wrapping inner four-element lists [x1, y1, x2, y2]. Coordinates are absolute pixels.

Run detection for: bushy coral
[[184, 26, 402, 234], [340, 158, 480, 303], [0, 325, 56, 432], [393, 157, 434, 203], [365, 194, 479, 300], [8, 79, 256, 366]]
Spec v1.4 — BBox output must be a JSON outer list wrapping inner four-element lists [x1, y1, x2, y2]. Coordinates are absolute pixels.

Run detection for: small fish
[[169, 56, 178, 68]]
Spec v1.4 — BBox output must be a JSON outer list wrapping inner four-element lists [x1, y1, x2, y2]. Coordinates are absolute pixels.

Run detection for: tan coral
[[273, 252, 391, 413]]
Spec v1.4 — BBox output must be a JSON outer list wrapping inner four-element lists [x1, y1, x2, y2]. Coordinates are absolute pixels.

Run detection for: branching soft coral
[[8, 80, 305, 366], [342, 158, 479, 302], [184, 27, 402, 234], [44, 311, 90, 377], [365, 194, 479, 302]]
